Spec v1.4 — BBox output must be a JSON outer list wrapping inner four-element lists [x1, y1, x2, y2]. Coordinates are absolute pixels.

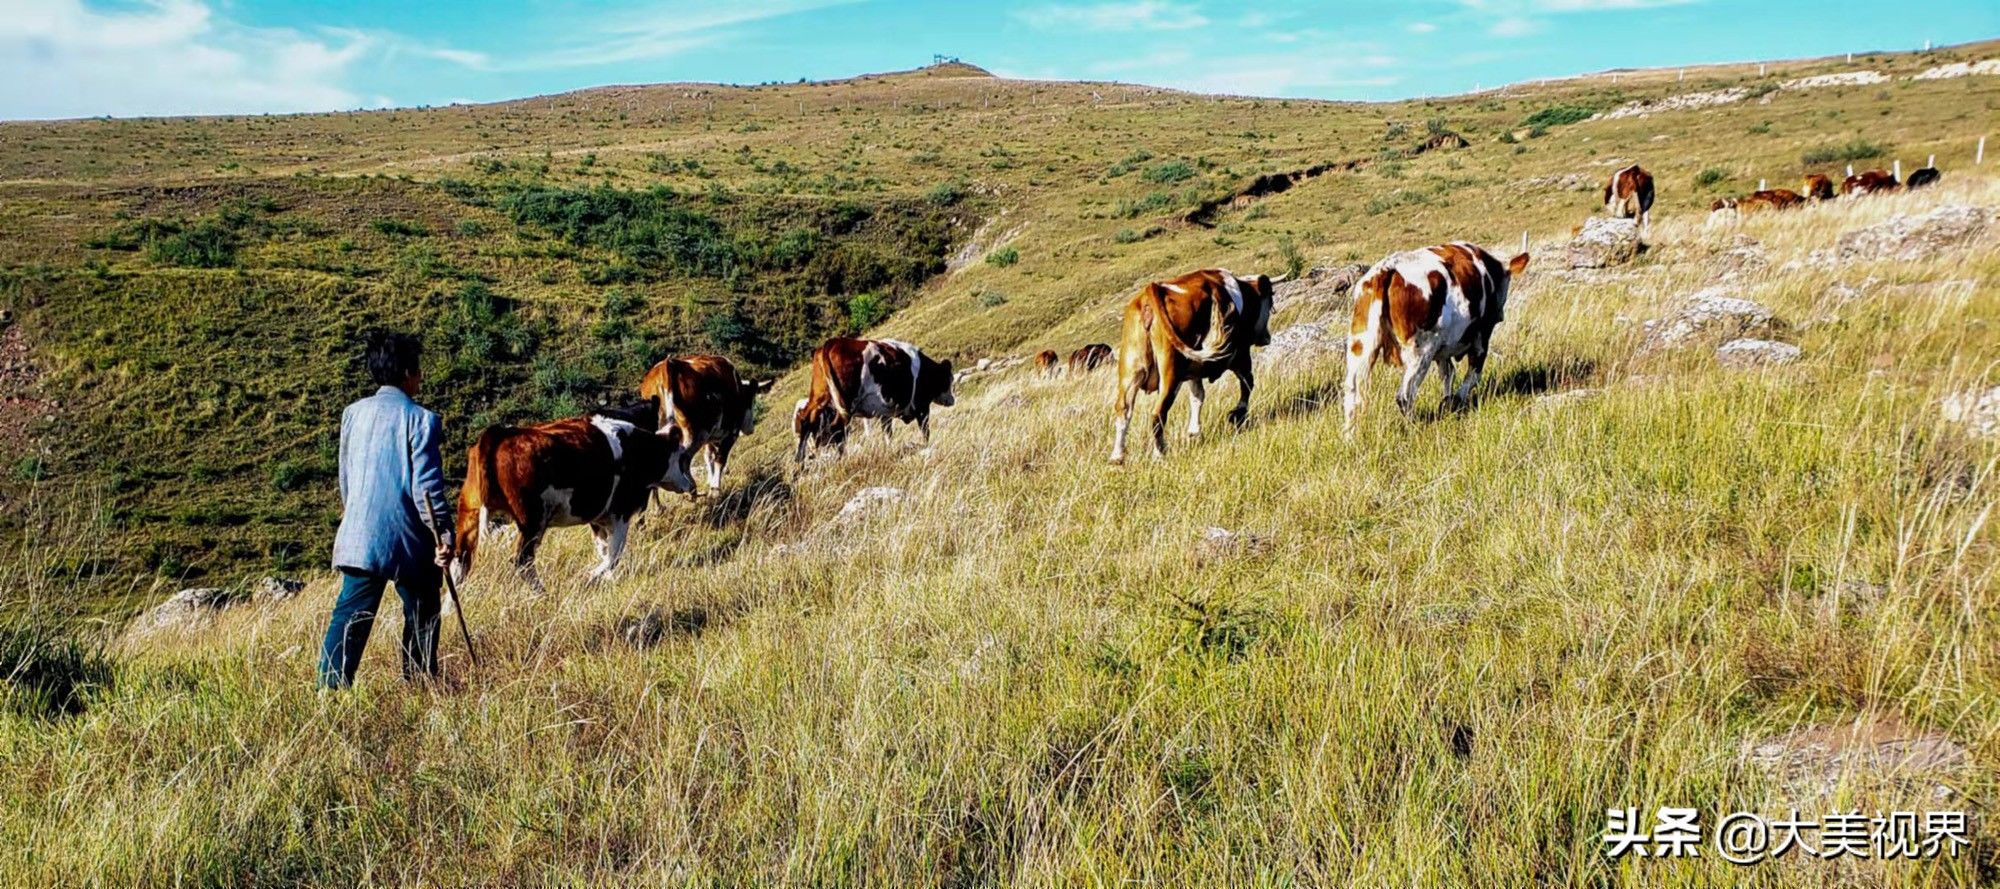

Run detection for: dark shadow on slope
[[1489, 357, 1599, 399]]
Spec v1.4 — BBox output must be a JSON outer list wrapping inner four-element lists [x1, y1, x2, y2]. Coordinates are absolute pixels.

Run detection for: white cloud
[[1408, 21, 1439, 33], [1489, 16, 1540, 37], [1019, 1, 1210, 33], [0, 0, 487, 119], [499, 0, 861, 70], [1085, 38, 1400, 97]]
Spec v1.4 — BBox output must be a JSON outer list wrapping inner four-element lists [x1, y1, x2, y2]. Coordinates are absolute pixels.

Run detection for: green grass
[[0, 44, 1999, 885], [1801, 138, 1890, 166]]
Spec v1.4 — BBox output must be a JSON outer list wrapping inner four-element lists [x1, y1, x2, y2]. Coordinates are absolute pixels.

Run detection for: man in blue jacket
[[319, 331, 455, 688]]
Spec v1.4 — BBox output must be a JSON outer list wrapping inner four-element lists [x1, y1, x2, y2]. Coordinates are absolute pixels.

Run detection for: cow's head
[[651, 425, 695, 494], [734, 378, 776, 435], [918, 356, 956, 408], [1244, 274, 1275, 347]]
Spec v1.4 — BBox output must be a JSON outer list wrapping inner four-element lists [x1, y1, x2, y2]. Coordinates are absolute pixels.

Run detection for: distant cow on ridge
[[1843, 167, 1900, 196], [1802, 173, 1837, 202], [1603, 164, 1655, 237], [1343, 241, 1529, 429], [1109, 268, 1274, 464], [1034, 349, 1060, 376], [793, 336, 955, 467], [1906, 156, 1943, 190], [637, 354, 773, 497], [1708, 189, 1805, 221]]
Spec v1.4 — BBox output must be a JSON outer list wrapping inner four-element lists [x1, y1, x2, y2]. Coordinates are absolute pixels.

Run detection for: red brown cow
[[1034, 349, 1061, 376], [1068, 343, 1113, 374], [1109, 269, 1274, 463], [1842, 169, 1900, 196], [1603, 164, 1655, 237], [637, 354, 773, 496], [452, 398, 693, 592], [793, 337, 956, 467], [1802, 174, 1837, 202], [1708, 189, 1805, 220], [1343, 241, 1529, 428]]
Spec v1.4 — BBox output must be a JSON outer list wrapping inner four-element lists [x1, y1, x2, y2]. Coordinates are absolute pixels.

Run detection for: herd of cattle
[[446, 153, 1933, 586], [1706, 156, 1943, 217]]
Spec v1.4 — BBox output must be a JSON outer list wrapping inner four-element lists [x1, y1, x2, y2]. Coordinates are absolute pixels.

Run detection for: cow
[[1109, 268, 1275, 464], [1034, 349, 1061, 376], [1906, 155, 1942, 190], [1603, 164, 1655, 237], [1802, 173, 1837, 202], [1708, 189, 1805, 221], [1343, 241, 1530, 429], [637, 354, 773, 497], [793, 336, 956, 467], [1842, 169, 1900, 196], [451, 398, 694, 592], [1068, 343, 1113, 375]]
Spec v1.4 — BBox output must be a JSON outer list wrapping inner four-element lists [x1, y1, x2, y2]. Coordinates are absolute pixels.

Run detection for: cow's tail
[[1140, 282, 1233, 365], [814, 344, 850, 419], [452, 426, 507, 580]]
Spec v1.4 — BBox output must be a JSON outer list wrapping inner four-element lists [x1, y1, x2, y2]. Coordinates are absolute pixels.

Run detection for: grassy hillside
[[2, 40, 1999, 886]]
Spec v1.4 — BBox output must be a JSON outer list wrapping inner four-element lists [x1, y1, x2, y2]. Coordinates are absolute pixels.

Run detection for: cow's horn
[[1268, 273, 1292, 284]]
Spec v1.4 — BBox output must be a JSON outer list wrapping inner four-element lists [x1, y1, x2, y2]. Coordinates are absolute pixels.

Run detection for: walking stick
[[422, 499, 480, 668]]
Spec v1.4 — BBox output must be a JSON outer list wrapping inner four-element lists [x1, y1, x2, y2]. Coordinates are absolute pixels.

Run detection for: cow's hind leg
[[1184, 378, 1206, 437], [1396, 338, 1439, 416], [1343, 335, 1375, 433], [1436, 356, 1461, 412], [1110, 364, 1145, 465], [1149, 366, 1182, 459], [513, 516, 549, 595], [1457, 342, 1489, 409]]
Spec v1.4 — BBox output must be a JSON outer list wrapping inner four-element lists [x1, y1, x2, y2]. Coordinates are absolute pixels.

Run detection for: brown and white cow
[[1109, 268, 1274, 463], [1708, 189, 1805, 221], [637, 354, 773, 496], [1068, 343, 1113, 375], [452, 398, 693, 592], [1802, 173, 1837, 202], [1603, 164, 1655, 237], [1343, 241, 1529, 428], [1842, 168, 1900, 196], [1034, 349, 1061, 376], [793, 336, 955, 466]]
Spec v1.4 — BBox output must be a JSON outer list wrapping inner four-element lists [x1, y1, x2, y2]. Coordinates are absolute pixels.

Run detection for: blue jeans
[[318, 567, 441, 688]]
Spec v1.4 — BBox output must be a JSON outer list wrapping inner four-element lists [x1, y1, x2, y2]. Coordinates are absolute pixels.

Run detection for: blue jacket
[[331, 386, 453, 581]]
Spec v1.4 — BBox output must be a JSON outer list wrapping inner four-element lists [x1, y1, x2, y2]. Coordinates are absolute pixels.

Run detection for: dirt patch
[[1182, 131, 1465, 227], [1745, 714, 1970, 802], [0, 321, 56, 466]]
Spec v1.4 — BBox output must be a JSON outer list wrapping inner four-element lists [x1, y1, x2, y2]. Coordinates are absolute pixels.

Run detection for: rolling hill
[[2, 39, 1999, 886]]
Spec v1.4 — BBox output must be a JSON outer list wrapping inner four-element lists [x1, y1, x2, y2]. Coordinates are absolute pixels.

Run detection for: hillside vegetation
[[1, 41, 1999, 886]]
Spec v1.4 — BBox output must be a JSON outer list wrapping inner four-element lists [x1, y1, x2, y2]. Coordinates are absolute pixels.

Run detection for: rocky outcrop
[[1258, 322, 1343, 372], [1780, 71, 1887, 90], [126, 587, 243, 638], [1272, 263, 1366, 314], [1565, 217, 1641, 268], [1941, 386, 2000, 439], [1912, 59, 2000, 80], [1836, 206, 1992, 262], [1193, 526, 1271, 564], [1746, 716, 1969, 802], [1597, 88, 1747, 120], [1716, 338, 1801, 369], [838, 486, 907, 520], [1640, 287, 1780, 352], [253, 577, 305, 604]]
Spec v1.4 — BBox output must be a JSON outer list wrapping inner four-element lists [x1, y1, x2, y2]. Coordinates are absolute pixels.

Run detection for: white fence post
[[1893, 159, 1902, 181], [1979, 137, 1986, 166], [1759, 178, 1767, 191]]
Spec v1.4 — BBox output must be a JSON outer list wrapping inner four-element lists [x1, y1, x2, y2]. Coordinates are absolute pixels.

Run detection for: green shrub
[[1520, 104, 1599, 128], [0, 622, 114, 718], [974, 289, 1007, 308], [926, 181, 967, 207], [370, 218, 429, 238], [1694, 167, 1729, 188], [1143, 160, 1196, 184], [1801, 139, 1887, 165], [455, 219, 488, 237], [985, 246, 1019, 267], [1277, 236, 1306, 280], [846, 293, 888, 331], [148, 221, 239, 268]]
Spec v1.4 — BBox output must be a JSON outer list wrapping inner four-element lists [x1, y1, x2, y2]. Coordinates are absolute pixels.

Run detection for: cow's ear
[[1507, 252, 1530, 276], [1254, 274, 1273, 299], [939, 359, 953, 376]]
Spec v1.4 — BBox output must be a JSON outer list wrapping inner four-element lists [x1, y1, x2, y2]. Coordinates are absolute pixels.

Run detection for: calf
[[1034, 349, 1061, 376], [637, 354, 773, 496], [452, 398, 693, 592], [1068, 343, 1113, 374], [1708, 189, 1805, 221], [1803, 174, 1837, 202], [793, 337, 956, 466], [1343, 241, 1529, 428], [1603, 164, 1655, 237], [1109, 268, 1274, 463]]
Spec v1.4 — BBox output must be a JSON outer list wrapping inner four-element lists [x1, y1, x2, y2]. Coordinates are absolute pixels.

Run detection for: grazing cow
[[1343, 241, 1530, 428], [1068, 343, 1113, 375], [1842, 169, 1899, 196], [1906, 156, 1943, 190], [452, 398, 693, 592], [1034, 349, 1061, 376], [1708, 189, 1806, 220], [1803, 174, 1837, 202], [637, 354, 773, 496], [1603, 164, 1655, 236], [793, 336, 956, 466], [1109, 268, 1274, 464]]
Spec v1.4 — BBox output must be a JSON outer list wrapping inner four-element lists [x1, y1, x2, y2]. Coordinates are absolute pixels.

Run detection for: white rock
[[126, 587, 242, 638], [1912, 59, 2000, 80], [1836, 205, 1993, 262], [1258, 322, 1342, 372], [838, 486, 907, 520], [1780, 70, 1888, 90], [253, 576, 305, 604], [1598, 88, 1748, 119], [1565, 216, 1641, 269], [1641, 287, 1778, 351], [1716, 338, 1801, 368], [1941, 386, 2000, 439]]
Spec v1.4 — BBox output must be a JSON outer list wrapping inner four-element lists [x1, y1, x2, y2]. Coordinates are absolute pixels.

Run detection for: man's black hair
[[363, 330, 424, 387]]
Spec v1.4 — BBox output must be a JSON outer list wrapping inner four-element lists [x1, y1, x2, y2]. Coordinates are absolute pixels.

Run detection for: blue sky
[[1, 0, 1994, 119]]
